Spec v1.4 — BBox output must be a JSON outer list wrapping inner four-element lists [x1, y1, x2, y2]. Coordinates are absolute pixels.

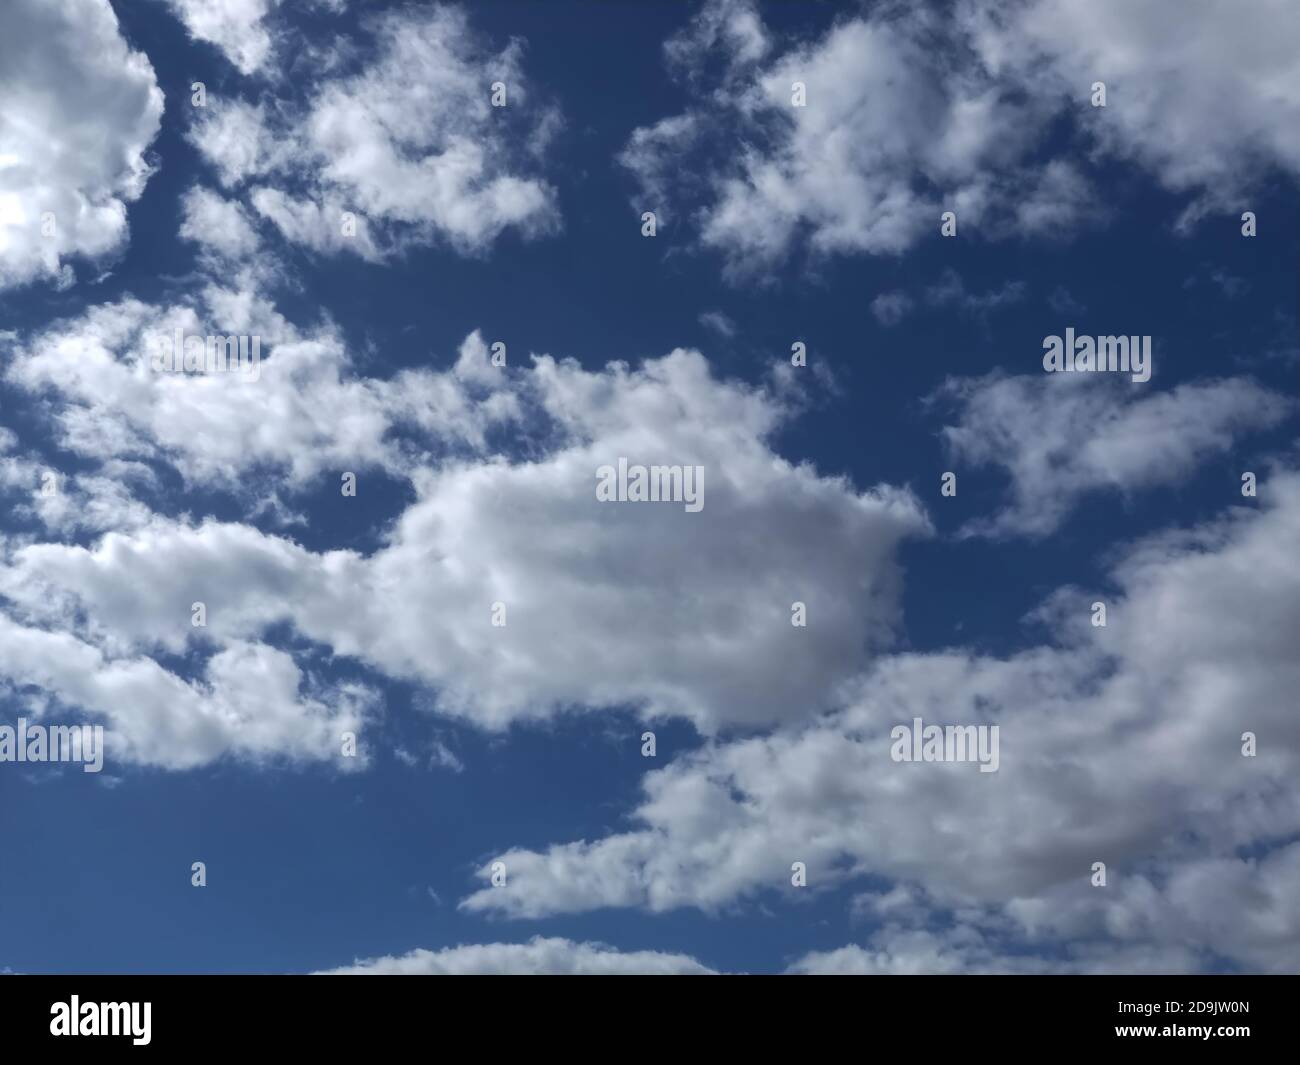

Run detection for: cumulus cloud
[[936, 372, 1294, 536], [1, 334, 929, 734], [621, 0, 1098, 276], [787, 925, 1202, 975], [5, 0, 1293, 979], [625, 0, 1300, 273], [0, 437, 158, 537], [185, 100, 285, 188], [6, 288, 517, 488], [162, 0, 280, 75], [315, 936, 715, 975], [0, 0, 163, 289], [961, 0, 1300, 226], [457, 471, 1300, 972], [188, 6, 559, 258], [1, 217, 927, 749], [0, 612, 373, 770], [315, 924, 1221, 974], [179, 185, 264, 264]]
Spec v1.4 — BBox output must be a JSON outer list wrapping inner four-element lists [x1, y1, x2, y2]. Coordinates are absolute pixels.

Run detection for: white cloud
[[186, 100, 285, 188], [27, 470, 155, 536], [616, 115, 701, 227], [961, 0, 1300, 224], [188, 6, 559, 258], [0, 612, 373, 771], [0, 445, 157, 536], [1, 339, 929, 733], [937, 372, 1294, 536], [664, 0, 769, 77], [179, 186, 263, 262], [315, 936, 715, 975], [0, 0, 163, 289], [622, 0, 1097, 275], [698, 310, 737, 338], [456, 471, 1300, 972], [428, 739, 464, 774], [247, 187, 380, 261], [787, 925, 1201, 975], [6, 290, 515, 488], [163, 0, 279, 75], [626, 0, 1300, 273], [6, 239, 931, 737]]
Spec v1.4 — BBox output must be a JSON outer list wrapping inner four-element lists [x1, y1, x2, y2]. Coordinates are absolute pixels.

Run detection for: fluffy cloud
[[5, 288, 515, 487], [0, 0, 163, 289], [188, 6, 559, 258], [458, 471, 1300, 972], [962, 0, 1300, 226], [316, 936, 715, 975], [621, 0, 1097, 275], [162, 0, 280, 75], [2, 228, 928, 743], [179, 186, 263, 263], [315, 924, 1221, 974], [0, 611, 372, 770], [787, 925, 1201, 975], [0, 435, 157, 536], [185, 100, 285, 189], [5, 0, 1293, 978], [936, 372, 1294, 536], [625, 0, 1300, 272], [1, 335, 928, 733]]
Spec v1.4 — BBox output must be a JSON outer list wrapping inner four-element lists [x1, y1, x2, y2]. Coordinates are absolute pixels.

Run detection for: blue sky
[[1, 0, 1298, 975]]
